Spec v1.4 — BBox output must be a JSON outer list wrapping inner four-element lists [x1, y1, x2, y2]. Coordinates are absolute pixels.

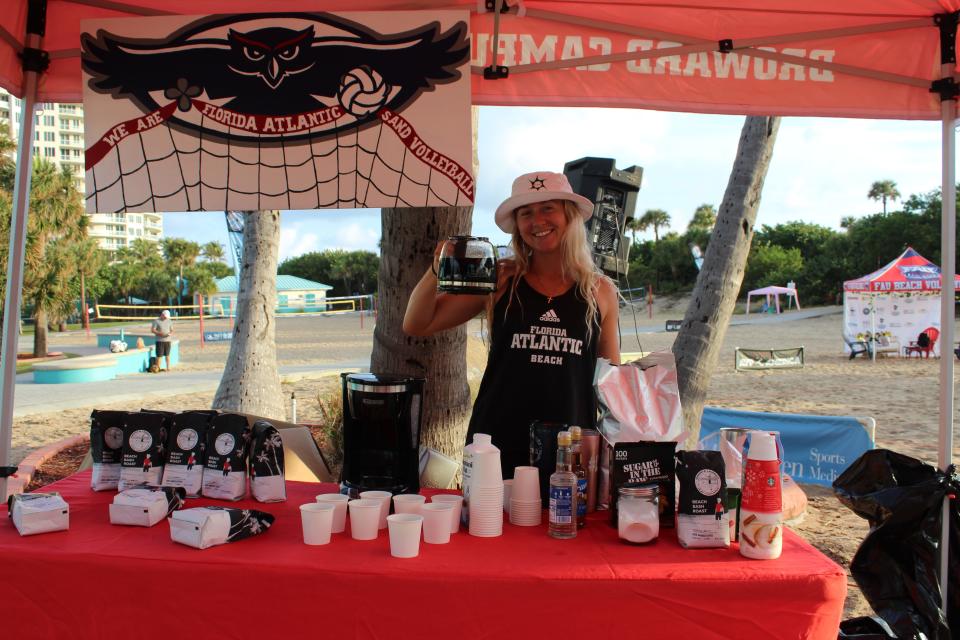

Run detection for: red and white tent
[[843, 247, 959, 357], [0, 0, 957, 615]]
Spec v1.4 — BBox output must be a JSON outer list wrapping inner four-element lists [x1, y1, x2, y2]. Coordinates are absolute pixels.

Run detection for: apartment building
[[0, 89, 163, 253]]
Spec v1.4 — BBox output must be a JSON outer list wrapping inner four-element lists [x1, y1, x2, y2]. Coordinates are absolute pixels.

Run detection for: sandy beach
[[10, 298, 960, 619]]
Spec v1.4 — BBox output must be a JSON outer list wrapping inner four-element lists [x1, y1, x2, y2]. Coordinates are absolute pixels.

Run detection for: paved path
[[13, 361, 370, 418]]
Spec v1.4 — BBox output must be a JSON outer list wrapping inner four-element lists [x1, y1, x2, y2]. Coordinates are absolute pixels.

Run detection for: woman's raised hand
[[496, 257, 517, 290]]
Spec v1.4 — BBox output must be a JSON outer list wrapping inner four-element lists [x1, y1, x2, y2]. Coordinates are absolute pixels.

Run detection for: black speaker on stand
[[563, 157, 642, 276]]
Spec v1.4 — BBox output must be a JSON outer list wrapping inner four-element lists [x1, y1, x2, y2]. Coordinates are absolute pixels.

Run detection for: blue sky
[[163, 105, 945, 265]]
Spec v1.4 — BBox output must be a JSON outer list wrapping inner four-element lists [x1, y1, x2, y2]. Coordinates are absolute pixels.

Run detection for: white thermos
[[738, 431, 783, 560]]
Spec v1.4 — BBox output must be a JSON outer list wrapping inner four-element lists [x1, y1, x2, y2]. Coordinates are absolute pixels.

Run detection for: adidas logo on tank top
[[539, 309, 561, 322]]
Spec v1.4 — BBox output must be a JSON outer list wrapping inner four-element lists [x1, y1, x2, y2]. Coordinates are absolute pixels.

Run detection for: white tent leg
[[937, 78, 956, 615], [871, 294, 876, 362], [0, 34, 41, 501]]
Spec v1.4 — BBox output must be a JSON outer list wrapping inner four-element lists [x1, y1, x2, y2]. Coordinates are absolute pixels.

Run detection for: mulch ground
[[23, 442, 90, 492]]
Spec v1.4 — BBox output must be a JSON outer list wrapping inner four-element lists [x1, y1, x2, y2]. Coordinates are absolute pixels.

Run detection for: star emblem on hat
[[529, 176, 546, 191]]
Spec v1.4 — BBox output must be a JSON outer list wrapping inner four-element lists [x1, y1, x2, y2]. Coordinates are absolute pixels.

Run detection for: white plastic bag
[[594, 351, 686, 445]]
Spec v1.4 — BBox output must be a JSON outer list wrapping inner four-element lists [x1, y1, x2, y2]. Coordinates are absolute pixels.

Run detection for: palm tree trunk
[[213, 210, 285, 420], [672, 116, 780, 448], [33, 308, 47, 358], [372, 205, 473, 463]]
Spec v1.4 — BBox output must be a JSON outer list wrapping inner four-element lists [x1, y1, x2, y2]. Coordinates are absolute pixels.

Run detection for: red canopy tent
[[0, 0, 957, 620], [844, 246, 960, 293]]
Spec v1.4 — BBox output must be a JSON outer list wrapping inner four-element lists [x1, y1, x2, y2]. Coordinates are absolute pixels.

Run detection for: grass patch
[[20, 320, 147, 335], [15, 352, 82, 374]]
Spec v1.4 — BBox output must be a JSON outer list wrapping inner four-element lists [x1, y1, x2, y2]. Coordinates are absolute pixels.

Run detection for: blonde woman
[[404, 171, 620, 473]]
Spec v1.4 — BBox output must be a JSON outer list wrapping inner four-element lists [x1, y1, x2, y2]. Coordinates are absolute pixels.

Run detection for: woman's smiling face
[[515, 199, 568, 253]]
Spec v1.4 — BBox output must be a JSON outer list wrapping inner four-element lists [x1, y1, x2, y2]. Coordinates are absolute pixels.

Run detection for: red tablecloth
[[1, 471, 845, 639]]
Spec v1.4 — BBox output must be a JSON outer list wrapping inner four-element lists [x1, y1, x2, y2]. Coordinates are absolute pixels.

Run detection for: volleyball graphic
[[338, 65, 391, 117]]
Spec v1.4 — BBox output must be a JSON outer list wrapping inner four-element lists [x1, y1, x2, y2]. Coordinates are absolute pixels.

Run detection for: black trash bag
[[832, 449, 959, 640], [838, 616, 898, 639]]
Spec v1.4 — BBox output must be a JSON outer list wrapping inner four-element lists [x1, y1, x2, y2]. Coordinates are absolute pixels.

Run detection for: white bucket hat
[[494, 171, 594, 233], [160, 310, 171, 319]]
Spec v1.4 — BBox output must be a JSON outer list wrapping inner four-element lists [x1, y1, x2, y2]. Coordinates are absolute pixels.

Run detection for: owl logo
[[81, 12, 470, 143]]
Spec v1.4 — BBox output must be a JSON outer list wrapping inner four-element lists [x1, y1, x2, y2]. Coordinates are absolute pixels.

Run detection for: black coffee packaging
[[250, 420, 286, 503], [169, 506, 275, 549], [202, 413, 251, 500], [118, 411, 169, 491], [161, 410, 217, 497], [529, 421, 568, 502], [610, 442, 677, 528], [676, 450, 730, 548], [90, 410, 128, 491]]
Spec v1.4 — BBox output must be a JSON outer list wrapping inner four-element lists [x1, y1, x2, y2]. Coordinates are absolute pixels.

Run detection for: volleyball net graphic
[[85, 99, 474, 214]]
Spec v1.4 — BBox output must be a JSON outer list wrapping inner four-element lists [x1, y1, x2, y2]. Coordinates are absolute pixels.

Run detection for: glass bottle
[[569, 426, 587, 528], [548, 431, 577, 539]]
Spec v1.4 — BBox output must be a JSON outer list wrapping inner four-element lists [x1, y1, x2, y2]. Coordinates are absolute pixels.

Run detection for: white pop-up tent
[[0, 0, 957, 619], [746, 285, 800, 315], [843, 247, 960, 357]]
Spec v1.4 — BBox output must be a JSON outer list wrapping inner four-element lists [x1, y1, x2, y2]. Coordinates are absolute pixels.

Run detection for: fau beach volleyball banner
[[81, 12, 473, 213]]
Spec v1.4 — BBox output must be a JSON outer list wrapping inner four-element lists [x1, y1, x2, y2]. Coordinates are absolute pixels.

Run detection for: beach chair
[[904, 327, 939, 358], [874, 334, 900, 357], [844, 334, 872, 360]]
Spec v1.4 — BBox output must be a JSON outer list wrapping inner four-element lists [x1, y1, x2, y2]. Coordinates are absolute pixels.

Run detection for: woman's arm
[[596, 276, 621, 365]]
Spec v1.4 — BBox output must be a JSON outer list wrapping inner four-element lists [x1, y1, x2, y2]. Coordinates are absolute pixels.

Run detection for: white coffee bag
[[110, 486, 186, 527], [169, 507, 275, 549], [9, 492, 69, 536]]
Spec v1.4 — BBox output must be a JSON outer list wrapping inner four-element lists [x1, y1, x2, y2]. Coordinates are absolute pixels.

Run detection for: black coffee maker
[[340, 373, 425, 497]]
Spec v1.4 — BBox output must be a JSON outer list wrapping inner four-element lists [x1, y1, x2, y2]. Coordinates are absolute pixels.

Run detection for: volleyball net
[[96, 295, 374, 321]]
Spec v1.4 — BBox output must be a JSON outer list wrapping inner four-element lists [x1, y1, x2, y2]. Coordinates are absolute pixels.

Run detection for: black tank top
[[467, 276, 600, 474]]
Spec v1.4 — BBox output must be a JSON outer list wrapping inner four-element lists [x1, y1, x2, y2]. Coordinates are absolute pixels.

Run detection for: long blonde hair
[[493, 200, 605, 341]]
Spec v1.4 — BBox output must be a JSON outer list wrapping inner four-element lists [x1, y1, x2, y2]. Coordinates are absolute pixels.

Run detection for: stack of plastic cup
[[468, 447, 504, 537], [359, 490, 392, 529], [509, 466, 542, 526], [315, 493, 349, 533]]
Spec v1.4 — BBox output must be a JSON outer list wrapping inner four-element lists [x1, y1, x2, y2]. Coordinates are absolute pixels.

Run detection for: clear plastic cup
[[360, 490, 392, 529], [300, 503, 335, 545], [348, 498, 382, 540], [421, 503, 453, 544], [315, 493, 349, 533], [430, 494, 464, 533], [393, 494, 427, 515], [387, 514, 423, 558]]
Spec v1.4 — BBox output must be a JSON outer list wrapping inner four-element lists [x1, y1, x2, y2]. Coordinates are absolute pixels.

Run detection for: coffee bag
[[169, 506, 274, 549], [676, 450, 730, 548], [161, 410, 217, 497], [118, 411, 168, 491], [250, 420, 286, 503], [110, 486, 186, 527], [610, 442, 677, 528], [90, 410, 127, 491], [8, 492, 69, 536], [202, 413, 251, 500]]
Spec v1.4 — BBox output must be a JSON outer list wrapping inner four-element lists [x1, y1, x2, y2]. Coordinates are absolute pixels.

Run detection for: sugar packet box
[[610, 442, 677, 529], [110, 486, 186, 527], [250, 420, 286, 503], [8, 492, 69, 536], [202, 413, 251, 501], [169, 506, 275, 549], [161, 410, 217, 497], [118, 411, 169, 491], [89, 409, 128, 491]]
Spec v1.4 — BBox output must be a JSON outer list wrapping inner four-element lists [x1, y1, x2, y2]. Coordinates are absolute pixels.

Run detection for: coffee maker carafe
[[340, 373, 425, 497]]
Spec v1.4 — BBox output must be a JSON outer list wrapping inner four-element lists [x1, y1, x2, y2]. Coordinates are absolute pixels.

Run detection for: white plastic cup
[[300, 503, 335, 545], [315, 493, 349, 533], [512, 466, 540, 502], [503, 479, 513, 514], [360, 490, 392, 529], [421, 503, 453, 544], [393, 494, 427, 515], [430, 494, 464, 533], [470, 449, 503, 488], [348, 498, 382, 541], [387, 513, 423, 558]]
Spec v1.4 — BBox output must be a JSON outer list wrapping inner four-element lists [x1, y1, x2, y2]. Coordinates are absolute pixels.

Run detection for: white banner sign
[[843, 291, 941, 356], [81, 11, 473, 213]]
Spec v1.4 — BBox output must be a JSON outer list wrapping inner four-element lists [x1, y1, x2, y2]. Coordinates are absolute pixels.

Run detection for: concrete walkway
[[13, 361, 369, 418], [618, 304, 842, 335]]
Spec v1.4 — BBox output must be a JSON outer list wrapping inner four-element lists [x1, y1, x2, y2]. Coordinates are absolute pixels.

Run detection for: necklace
[[526, 272, 569, 304]]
